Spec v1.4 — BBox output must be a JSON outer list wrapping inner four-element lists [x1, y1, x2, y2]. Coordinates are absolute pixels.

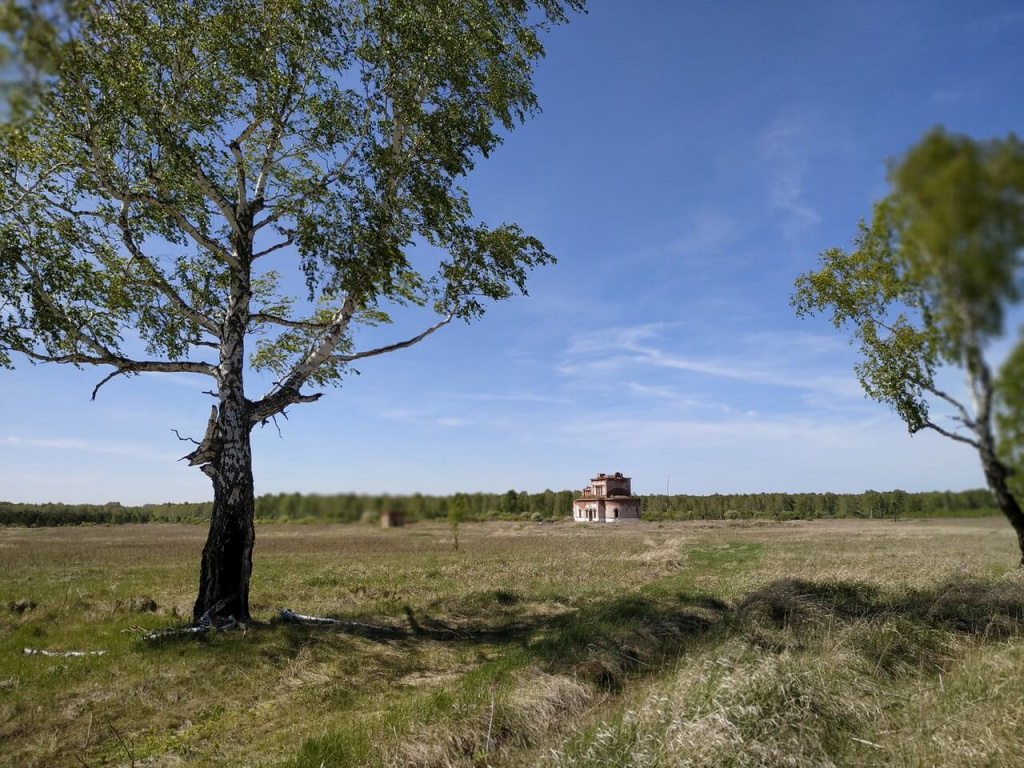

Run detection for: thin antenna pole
[[667, 473, 671, 496]]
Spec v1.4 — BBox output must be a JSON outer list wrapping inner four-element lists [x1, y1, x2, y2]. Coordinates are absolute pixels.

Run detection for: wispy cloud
[[560, 413, 872, 444], [449, 391, 571, 405], [930, 89, 964, 105], [435, 417, 470, 428], [637, 209, 743, 266], [624, 382, 734, 413], [966, 10, 1024, 37], [559, 324, 861, 398], [0, 435, 177, 461], [761, 112, 822, 240]]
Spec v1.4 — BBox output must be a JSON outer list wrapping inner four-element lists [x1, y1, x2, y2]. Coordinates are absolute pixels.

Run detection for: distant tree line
[[0, 500, 214, 526], [638, 489, 995, 521], [0, 488, 999, 527]]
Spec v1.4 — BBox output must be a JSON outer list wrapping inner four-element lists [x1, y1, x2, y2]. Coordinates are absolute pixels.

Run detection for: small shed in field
[[380, 510, 405, 528]]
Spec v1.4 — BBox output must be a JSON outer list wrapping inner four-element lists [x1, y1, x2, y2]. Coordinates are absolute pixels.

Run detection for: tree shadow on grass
[[143, 575, 1024, 690], [736, 577, 1024, 636]]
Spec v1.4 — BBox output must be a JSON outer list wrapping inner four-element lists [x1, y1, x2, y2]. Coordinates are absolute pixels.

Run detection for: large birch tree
[[793, 128, 1024, 565], [0, 0, 584, 622]]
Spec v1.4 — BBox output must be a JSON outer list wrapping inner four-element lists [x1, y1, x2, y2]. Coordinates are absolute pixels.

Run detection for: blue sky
[[4, 1, 1024, 504]]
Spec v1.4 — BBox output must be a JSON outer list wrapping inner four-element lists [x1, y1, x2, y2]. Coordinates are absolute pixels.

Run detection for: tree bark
[[964, 342, 1024, 567], [978, 446, 1024, 568], [192, 398, 255, 623], [193, 233, 255, 623]]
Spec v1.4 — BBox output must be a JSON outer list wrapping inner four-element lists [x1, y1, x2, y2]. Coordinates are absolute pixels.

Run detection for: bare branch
[[249, 313, 329, 331], [91, 368, 127, 400], [330, 314, 453, 364], [914, 377, 976, 430], [253, 238, 292, 259], [917, 420, 982, 449], [19, 345, 218, 378], [171, 428, 200, 446], [182, 406, 220, 476], [249, 389, 322, 426]]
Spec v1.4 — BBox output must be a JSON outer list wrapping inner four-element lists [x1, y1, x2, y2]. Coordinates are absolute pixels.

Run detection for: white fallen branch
[[850, 737, 886, 750], [278, 608, 402, 634], [142, 615, 239, 641], [136, 594, 243, 641], [23, 648, 106, 657]]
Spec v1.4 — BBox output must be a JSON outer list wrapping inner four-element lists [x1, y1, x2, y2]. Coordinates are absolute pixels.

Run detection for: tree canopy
[[793, 127, 1024, 563]]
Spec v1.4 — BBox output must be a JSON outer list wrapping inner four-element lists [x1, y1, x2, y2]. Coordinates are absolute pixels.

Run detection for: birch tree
[[793, 128, 1024, 565], [0, 0, 584, 622]]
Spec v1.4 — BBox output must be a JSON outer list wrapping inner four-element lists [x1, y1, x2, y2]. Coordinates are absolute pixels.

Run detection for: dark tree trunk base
[[192, 409, 256, 624], [979, 450, 1024, 569]]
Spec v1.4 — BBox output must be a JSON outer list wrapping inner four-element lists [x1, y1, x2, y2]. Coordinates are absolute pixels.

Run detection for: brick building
[[572, 472, 641, 522]]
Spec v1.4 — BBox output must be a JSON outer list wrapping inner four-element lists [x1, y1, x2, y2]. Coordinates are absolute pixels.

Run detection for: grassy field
[[2, 517, 1023, 767]]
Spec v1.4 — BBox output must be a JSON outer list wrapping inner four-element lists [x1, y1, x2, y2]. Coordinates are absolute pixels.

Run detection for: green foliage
[[0, 0, 584, 392], [793, 127, 1024, 437], [996, 341, 1024, 495]]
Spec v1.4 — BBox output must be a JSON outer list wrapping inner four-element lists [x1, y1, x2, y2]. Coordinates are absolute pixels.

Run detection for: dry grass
[[1, 517, 1022, 766]]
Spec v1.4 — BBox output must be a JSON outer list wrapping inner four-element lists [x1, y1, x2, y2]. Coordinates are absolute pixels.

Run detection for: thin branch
[[82, 103, 239, 263], [252, 238, 292, 259], [13, 256, 218, 380], [330, 314, 453, 364], [249, 312, 330, 331], [2, 162, 70, 214], [253, 83, 302, 204], [170, 428, 200, 446], [917, 420, 982, 449], [142, 172, 236, 267], [109, 727, 135, 768], [914, 378, 976, 430], [117, 202, 220, 334], [91, 369, 127, 400], [253, 104, 373, 232]]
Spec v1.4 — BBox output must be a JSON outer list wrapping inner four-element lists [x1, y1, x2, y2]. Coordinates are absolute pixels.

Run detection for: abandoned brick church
[[573, 472, 641, 522]]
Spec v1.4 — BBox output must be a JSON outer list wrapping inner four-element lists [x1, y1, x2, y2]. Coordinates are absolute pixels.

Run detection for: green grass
[[1, 517, 1022, 766]]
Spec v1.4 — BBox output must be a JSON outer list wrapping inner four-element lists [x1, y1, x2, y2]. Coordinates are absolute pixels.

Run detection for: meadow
[[2, 517, 1023, 767]]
